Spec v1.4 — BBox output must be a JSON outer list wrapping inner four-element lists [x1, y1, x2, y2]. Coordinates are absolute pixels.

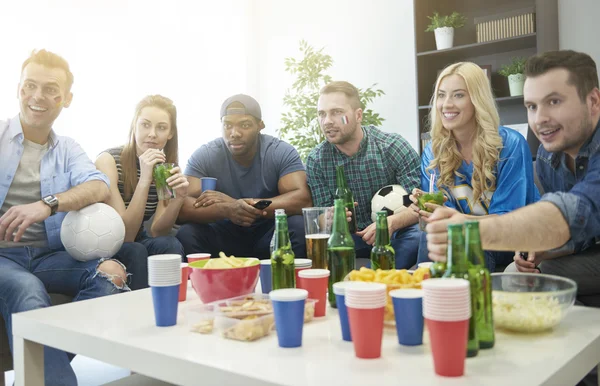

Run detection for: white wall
[[0, 0, 254, 166], [249, 0, 419, 151], [558, 0, 600, 65], [0, 0, 419, 164]]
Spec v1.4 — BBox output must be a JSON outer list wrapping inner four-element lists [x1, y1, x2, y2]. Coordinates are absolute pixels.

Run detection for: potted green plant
[[279, 40, 385, 162], [499, 57, 527, 96], [425, 11, 467, 50]]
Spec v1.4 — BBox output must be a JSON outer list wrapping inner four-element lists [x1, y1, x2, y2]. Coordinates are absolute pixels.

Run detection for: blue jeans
[[353, 224, 421, 269], [176, 216, 307, 260], [112, 232, 184, 290], [0, 247, 125, 386], [416, 232, 514, 272]]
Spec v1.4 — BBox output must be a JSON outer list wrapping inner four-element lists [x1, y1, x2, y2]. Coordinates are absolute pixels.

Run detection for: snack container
[[185, 304, 217, 334], [186, 294, 317, 341]]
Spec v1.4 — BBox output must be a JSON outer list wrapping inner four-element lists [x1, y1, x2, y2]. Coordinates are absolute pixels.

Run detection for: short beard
[[558, 108, 594, 155]]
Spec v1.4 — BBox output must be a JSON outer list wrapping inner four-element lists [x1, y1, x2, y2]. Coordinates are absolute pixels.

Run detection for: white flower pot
[[508, 73, 525, 96], [434, 27, 454, 50]]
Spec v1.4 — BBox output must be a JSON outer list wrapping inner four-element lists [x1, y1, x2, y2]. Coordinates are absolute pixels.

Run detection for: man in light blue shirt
[[0, 49, 127, 386]]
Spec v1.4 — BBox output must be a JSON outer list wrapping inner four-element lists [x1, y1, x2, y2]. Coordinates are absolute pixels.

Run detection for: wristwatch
[[42, 195, 59, 216]]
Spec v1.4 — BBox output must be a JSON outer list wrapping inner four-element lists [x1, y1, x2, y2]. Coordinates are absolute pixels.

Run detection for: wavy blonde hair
[[426, 62, 503, 203]]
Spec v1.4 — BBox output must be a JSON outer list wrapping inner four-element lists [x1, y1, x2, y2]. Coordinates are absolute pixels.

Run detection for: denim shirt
[[0, 115, 110, 250], [537, 118, 600, 253]]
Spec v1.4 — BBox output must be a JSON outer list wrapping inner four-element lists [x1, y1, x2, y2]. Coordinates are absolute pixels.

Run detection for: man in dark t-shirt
[[176, 94, 312, 259]]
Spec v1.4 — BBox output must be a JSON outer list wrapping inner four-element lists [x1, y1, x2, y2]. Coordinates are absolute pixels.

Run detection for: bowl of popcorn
[[491, 273, 577, 333]]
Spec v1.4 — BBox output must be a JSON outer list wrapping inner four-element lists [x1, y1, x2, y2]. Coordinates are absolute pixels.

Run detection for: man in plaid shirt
[[306, 81, 422, 269]]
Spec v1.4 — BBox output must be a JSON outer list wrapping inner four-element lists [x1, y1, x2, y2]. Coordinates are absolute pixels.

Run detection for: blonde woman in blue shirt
[[410, 62, 540, 271]]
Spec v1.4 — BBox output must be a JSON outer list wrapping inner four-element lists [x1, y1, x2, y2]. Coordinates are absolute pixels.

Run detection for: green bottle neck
[[465, 223, 485, 267], [335, 166, 348, 189], [374, 213, 390, 246], [331, 199, 350, 236], [447, 229, 467, 272], [274, 214, 290, 249]]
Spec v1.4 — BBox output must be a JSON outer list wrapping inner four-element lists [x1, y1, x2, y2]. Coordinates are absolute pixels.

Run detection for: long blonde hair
[[120, 95, 179, 201], [427, 62, 503, 203]]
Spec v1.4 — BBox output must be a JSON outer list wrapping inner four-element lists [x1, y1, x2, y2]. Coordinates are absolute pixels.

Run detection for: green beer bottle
[[429, 261, 447, 278], [271, 210, 295, 290], [335, 165, 357, 234], [327, 198, 356, 308], [465, 221, 495, 349], [370, 211, 395, 270], [443, 223, 479, 358]]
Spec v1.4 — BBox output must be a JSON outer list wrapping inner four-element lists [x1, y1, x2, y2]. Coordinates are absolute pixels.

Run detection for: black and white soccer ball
[[371, 185, 409, 222]]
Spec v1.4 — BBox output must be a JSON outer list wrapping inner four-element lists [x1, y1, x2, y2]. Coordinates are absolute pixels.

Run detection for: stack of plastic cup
[[345, 282, 387, 359], [148, 254, 182, 327], [297, 269, 330, 317], [270, 288, 308, 348], [422, 278, 471, 377], [332, 281, 356, 341], [179, 263, 189, 302], [259, 260, 272, 294], [294, 259, 312, 282]]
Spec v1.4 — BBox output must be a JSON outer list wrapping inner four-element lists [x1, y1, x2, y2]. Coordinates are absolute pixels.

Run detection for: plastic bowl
[[189, 258, 260, 303], [491, 273, 577, 333]]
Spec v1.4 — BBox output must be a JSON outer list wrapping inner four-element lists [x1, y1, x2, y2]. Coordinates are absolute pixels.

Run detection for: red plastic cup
[[347, 306, 385, 359], [186, 253, 210, 280], [294, 259, 312, 282], [179, 263, 189, 302], [186, 253, 211, 264], [297, 269, 330, 317], [426, 318, 469, 377]]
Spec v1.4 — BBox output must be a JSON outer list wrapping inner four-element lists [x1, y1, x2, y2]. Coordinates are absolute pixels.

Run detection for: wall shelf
[[416, 34, 536, 60], [413, 0, 558, 156]]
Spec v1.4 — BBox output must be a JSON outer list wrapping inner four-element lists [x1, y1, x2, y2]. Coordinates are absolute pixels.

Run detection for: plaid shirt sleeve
[[390, 135, 421, 191], [306, 151, 333, 207]]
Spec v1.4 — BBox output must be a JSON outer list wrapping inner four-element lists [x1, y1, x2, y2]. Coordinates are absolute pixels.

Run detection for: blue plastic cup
[[390, 289, 424, 346], [151, 284, 180, 327], [335, 294, 352, 341], [201, 177, 217, 192], [260, 260, 272, 294], [270, 289, 308, 348], [332, 281, 355, 341]]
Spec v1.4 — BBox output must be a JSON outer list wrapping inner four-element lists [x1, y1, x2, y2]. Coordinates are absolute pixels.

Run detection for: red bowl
[[189, 258, 260, 303]]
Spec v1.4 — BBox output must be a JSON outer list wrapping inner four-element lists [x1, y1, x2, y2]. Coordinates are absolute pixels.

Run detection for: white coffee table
[[12, 283, 600, 386]]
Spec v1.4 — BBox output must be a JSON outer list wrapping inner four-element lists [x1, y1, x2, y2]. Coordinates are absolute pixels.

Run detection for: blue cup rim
[[390, 289, 423, 299], [270, 288, 308, 302]]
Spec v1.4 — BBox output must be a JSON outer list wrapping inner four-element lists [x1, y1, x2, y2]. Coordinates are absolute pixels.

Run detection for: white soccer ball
[[60, 203, 125, 262], [371, 185, 409, 222]]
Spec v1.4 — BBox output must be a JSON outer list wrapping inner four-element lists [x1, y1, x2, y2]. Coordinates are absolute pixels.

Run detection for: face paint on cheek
[[341, 115, 348, 125], [53, 95, 63, 107]]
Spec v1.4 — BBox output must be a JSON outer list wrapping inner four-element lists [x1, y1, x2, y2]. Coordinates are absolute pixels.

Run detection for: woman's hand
[[138, 149, 166, 186], [409, 188, 425, 218], [167, 166, 189, 198]]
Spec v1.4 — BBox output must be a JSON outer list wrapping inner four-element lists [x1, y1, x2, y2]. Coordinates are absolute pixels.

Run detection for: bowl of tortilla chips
[[189, 252, 260, 303]]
